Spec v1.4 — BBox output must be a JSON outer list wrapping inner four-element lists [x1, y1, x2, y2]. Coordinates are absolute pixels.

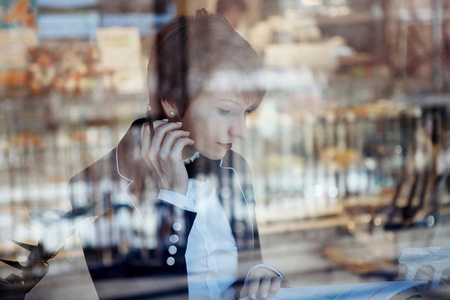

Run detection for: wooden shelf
[[316, 12, 379, 26]]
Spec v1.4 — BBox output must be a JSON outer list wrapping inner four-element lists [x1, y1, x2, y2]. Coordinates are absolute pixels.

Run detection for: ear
[[160, 98, 179, 119]]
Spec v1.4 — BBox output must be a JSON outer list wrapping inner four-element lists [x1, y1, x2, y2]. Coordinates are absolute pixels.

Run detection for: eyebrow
[[220, 98, 240, 105], [220, 98, 254, 110]]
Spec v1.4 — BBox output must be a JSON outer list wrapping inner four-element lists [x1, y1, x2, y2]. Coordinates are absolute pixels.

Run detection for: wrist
[[158, 189, 195, 212], [245, 264, 284, 283], [170, 184, 188, 195]]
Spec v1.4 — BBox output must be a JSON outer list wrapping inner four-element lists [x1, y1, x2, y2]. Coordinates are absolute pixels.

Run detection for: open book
[[240, 281, 427, 300]]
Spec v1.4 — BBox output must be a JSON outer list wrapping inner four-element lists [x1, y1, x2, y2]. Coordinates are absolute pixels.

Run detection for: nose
[[229, 115, 248, 140]]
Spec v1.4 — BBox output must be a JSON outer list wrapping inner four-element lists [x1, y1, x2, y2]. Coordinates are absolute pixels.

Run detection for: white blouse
[[158, 153, 238, 300]]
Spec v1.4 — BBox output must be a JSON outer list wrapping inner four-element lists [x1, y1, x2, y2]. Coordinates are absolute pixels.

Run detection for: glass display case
[[1, 0, 450, 299]]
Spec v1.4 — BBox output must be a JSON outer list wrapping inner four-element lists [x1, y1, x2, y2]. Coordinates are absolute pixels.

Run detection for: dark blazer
[[69, 119, 263, 299]]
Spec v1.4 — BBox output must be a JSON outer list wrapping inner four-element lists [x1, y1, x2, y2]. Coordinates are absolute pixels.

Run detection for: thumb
[[240, 283, 249, 298]]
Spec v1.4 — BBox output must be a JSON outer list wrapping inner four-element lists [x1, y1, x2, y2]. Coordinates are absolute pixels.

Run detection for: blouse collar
[[183, 151, 200, 164]]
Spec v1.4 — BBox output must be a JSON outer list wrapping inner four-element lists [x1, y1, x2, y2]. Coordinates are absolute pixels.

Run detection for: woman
[[69, 10, 290, 300]]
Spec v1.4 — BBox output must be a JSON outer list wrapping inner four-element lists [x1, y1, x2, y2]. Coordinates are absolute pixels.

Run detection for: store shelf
[[259, 214, 348, 235], [315, 12, 379, 25], [0, 91, 147, 105], [338, 53, 375, 67], [0, 92, 147, 127], [397, 94, 450, 108]]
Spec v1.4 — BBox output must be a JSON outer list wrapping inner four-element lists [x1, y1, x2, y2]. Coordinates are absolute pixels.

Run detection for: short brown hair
[[147, 9, 265, 120]]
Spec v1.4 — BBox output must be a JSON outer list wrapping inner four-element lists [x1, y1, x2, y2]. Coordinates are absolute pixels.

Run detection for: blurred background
[[0, 0, 450, 299]]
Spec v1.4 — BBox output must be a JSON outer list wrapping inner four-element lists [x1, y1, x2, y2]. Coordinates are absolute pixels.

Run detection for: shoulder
[[70, 118, 145, 184], [69, 149, 116, 185]]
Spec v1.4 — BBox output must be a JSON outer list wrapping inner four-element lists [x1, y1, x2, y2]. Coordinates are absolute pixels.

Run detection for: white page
[[240, 281, 427, 300]]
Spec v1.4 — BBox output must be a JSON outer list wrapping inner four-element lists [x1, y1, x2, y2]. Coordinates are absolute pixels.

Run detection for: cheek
[[193, 120, 224, 147], [185, 118, 210, 145], [183, 110, 230, 145]]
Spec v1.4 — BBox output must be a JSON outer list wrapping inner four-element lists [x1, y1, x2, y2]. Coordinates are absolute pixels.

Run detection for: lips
[[217, 143, 232, 150]]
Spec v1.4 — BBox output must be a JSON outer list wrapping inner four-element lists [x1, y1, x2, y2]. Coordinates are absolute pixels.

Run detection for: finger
[[152, 119, 169, 130], [280, 278, 294, 288], [171, 137, 194, 160], [143, 119, 172, 138], [247, 277, 261, 300], [269, 276, 283, 294], [159, 130, 190, 160], [259, 277, 272, 300], [141, 120, 169, 155], [239, 283, 249, 299], [153, 121, 182, 138], [150, 122, 182, 157], [147, 119, 169, 139]]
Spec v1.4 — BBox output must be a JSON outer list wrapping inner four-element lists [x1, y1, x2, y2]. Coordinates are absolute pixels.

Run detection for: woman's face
[[180, 89, 259, 160]]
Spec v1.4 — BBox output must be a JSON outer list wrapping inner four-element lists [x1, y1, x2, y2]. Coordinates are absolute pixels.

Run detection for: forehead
[[200, 69, 264, 107]]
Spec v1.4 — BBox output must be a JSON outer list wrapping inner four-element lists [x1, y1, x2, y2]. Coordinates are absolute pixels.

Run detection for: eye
[[245, 110, 252, 115], [217, 108, 231, 116]]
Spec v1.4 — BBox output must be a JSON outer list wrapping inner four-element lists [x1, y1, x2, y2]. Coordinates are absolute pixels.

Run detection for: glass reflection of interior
[[1, 0, 450, 299]]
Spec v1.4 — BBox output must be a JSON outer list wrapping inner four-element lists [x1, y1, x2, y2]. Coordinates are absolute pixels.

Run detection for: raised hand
[[141, 119, 194, 195]]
